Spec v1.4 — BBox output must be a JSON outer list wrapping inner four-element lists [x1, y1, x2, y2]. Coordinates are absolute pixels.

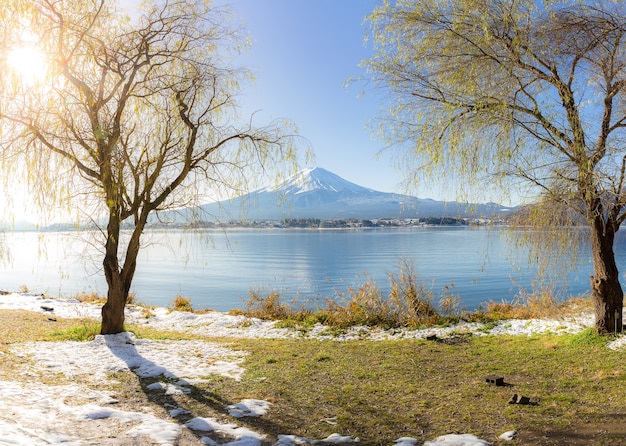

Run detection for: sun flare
[[7, 45, 47, 85]]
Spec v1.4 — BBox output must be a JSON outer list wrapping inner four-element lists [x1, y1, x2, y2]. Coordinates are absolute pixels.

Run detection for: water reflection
[[0, 227, 616, 311]]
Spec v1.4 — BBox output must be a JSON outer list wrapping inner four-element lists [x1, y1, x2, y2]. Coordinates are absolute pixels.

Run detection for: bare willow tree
[[0, 0, 299, 334], [365, 0, 626, 333]]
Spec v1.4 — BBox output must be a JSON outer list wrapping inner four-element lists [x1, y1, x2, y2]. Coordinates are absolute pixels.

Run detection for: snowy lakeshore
[[0, 292, 619, 445]]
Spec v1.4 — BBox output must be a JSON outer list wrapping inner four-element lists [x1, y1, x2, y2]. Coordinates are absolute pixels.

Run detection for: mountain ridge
[[190, 167, 515, 222]]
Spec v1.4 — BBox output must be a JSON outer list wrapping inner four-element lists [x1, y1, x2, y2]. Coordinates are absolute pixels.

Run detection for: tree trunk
[[101, 268, 127, 334], [589, 218, 623, 334], [100, 215, 143, 334], [101, 214, 125, 334]]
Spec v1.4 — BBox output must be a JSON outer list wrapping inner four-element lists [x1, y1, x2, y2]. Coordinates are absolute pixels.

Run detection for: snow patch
[[228, 399, 272, 418], [16, 331, 246, 382], [424, 434, 490, 446]]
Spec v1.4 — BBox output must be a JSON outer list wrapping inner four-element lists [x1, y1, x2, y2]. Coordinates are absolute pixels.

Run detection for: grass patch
[[562, 327, 609, 347], [0, 310, 94, 344], [125, 325, 198, 341], [214, 333, 626, 444], [51, 321, 101, 341]]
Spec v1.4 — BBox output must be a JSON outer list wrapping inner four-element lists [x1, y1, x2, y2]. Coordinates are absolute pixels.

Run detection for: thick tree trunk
[[589, 219, 623, 334], [101, 215, 126, 334], [101, 252, 130, 334], [100, 217, 143, 335]]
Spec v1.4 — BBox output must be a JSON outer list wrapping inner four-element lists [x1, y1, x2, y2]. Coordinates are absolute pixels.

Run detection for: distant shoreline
[[3, 217, 507, 233]]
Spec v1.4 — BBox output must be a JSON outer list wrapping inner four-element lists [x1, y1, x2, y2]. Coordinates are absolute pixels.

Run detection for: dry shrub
[[388, 259, 439, 325], [170, 295, 193, 312], [243, 289, 294, 320], [483, 287, 561, 320], [75, 291, 137, 305], [76, 292, 107, 304], [439, 286, 462, 317], [238, 263, 581, 329], [240, 261, 446, 328], [320, 262, 442, 328], [126, 291, 137, 305], [325, 277, 396, 328]]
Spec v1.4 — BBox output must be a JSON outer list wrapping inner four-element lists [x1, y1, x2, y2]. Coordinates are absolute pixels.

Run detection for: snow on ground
[[18, 331, 247, 382], [0, 379, 182, 445], [0, 292, 611, 445], [0, 292, 596, 340]]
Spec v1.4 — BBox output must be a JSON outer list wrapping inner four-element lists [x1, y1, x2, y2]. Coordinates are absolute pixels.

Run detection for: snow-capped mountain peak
[[266, 167, 376, 196], [192, 166, 516, 221]]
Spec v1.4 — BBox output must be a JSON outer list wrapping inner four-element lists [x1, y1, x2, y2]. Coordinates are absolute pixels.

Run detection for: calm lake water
[[1, 227, 623, 311]]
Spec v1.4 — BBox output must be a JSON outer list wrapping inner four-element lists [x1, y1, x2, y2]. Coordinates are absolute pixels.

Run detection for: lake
[[0, 227, 621, 312]]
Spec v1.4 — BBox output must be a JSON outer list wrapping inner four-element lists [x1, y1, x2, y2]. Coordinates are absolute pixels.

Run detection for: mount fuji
[[189, 167, 515, 222]]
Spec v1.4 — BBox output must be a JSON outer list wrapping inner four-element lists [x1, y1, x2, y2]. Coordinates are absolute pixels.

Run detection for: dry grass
[[0, 310, 94, 345], [75, 291, 106, 305], [75, 291, 138, 305], [170, 294, 193, 312], [237, 260, 462, 329], [236, 260, 587, 330], [477, 291, 593, 321], [238, 289, 296, 320]]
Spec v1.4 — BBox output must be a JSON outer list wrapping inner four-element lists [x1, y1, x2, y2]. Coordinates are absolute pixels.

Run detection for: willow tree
[[0, 0, 298, 334], [365, 0, 626, 333]]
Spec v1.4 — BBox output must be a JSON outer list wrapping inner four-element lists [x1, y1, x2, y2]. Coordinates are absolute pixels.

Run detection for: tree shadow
[[103, 332, 287, 445]]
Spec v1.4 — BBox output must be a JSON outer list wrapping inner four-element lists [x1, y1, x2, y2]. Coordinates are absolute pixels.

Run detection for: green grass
[[211, 334, 626, 444], [51, 321, 101, 341]]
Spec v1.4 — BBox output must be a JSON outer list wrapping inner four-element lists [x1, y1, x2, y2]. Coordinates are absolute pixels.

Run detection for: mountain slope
[[190, 167, 514, 221]]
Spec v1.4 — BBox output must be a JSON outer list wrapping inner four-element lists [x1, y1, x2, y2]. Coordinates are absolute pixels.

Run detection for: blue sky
[[220, 1, 539, 207], [224, 0, 403, 194]]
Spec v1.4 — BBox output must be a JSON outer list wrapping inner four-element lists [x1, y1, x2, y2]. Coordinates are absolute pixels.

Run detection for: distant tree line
[[281, 218, 322, 228], [421, 217, 467, 226], [281, 217, 467, 228]]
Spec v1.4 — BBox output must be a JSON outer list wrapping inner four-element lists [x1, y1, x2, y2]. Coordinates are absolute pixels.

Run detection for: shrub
[[240, 261, 449, 329], [243, 289, 300, 320], [438, 284, 462, 318], [387, 259, 439, 325], [76, 292, 107, 304], [325, 277, 394, 328], [237, 260, 577, 330], [127, 291, 138, 305], [75, 291, 137, 305], [170, 295, 193, 312], [481, 287, 563, 320]]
